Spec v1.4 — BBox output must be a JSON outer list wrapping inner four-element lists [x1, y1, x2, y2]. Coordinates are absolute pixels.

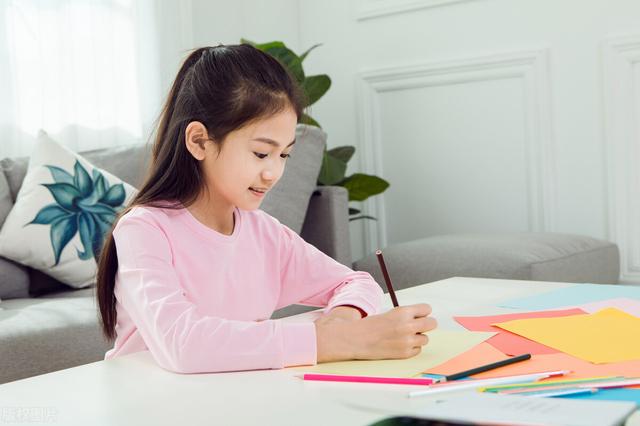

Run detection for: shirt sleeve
[[275, 222, 384, 316], [112, 212, 317, 374]]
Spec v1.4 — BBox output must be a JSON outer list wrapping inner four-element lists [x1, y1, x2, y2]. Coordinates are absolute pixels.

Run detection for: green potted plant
[[242, 39, 389, 221]]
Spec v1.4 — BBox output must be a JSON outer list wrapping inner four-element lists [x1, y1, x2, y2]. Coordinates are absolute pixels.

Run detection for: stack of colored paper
[[424, 286, 640, 404]]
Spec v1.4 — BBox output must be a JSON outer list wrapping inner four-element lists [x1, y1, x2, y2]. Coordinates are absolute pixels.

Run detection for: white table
[[1, 277, 638, 426]]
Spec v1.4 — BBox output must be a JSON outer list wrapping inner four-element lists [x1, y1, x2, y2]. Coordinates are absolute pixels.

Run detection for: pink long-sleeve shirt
[[104, 203, 383, 373]]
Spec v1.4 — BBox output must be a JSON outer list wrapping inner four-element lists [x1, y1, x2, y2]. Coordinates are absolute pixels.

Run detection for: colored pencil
[[298, 373, 436, 386], [527, 387, 598, 398], [443, 353, 532, 381], [481, 376, 623, 393], [376, 249, 399, 307], [408, 370, 570, 398]]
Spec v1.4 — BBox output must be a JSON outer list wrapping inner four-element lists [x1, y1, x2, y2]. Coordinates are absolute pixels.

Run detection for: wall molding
[[356, 0, 478, 21], [355, 49, 557, 254], [602, 35, 640, 283]]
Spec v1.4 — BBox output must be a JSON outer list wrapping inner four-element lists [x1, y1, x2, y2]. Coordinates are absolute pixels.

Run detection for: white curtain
[[0, 0, 163, 158]]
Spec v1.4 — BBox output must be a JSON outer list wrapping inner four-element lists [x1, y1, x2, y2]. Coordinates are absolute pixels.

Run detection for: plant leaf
[[318, 151, 347, 185], [340, 173, 390, 201], [42, 183, 82, 211], [248, 40, 304, 82], [50, 214, 78, 266], [299, 43, 322, 62], [243, 39, 286, 51], [28, 204, 71, 225], [266, 47, 305, 83], [76, 212, 96, 261], [100, 184, 126, 207], [328, 146, 355, 163], [303, 75, 331, 106], [73, 161, 93, 197], [45, 165, 74, 185], [300, 113, 321, 128]]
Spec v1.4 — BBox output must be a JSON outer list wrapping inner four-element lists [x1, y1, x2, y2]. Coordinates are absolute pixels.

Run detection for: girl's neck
[[186, 195, 236, 236]]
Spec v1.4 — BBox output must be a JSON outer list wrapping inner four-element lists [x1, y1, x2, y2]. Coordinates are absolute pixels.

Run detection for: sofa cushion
[[354, 233, 620, 292], [0, 257, 30, 300], [0, 171, 29, 300], [0, 170, 13, 228], [260, 124, 325, 234], [0, 156, 28, 203], [0, 288, 110, 384], [0, 131, 137, 289], [81, 144, 151, 188]]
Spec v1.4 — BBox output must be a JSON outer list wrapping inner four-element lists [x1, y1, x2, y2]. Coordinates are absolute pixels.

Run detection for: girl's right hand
[[314, 303, 437, 363]]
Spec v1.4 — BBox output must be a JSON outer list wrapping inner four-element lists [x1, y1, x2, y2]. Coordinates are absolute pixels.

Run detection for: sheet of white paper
[[415, 392, 636, 426]]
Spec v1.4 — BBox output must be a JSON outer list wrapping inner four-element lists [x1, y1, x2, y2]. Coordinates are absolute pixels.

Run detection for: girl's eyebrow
[[252, 137, 296, 148]]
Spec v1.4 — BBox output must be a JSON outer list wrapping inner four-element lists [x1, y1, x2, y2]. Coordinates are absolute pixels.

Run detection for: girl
[[96, 44, 437, 374]]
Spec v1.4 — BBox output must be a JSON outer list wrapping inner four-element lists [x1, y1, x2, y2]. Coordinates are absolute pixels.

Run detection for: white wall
[[294, 0, 640, 283], [154, 0, 301, 104]]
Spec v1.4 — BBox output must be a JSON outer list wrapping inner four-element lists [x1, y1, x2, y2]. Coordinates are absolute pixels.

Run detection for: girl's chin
[[237, 199, 263, 211]]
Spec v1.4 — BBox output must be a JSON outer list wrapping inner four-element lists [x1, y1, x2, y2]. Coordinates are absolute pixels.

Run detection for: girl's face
[[190, 107, 298, 212]]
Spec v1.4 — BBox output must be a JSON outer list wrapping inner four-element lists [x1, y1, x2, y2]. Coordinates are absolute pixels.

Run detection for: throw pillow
[[0, 131, 137, 288]]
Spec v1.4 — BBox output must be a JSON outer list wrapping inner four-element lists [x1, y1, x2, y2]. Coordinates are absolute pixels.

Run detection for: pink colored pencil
[[298, 373, 436, 386]]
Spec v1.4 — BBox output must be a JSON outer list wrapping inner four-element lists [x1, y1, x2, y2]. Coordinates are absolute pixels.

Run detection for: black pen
[[443, 353, 532, 381]]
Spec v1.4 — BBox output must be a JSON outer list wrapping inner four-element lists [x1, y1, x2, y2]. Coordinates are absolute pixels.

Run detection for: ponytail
[[96, 47, 207, 340]]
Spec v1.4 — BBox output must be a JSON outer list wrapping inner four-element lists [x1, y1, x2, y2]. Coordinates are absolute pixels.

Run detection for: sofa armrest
[[300, 186, 352, 267]]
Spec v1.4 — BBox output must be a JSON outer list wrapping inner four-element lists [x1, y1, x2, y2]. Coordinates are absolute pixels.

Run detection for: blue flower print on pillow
[[26, 160, 126, 265]]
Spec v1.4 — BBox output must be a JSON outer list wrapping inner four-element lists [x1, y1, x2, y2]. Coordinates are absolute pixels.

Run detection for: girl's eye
[[280, 153, 291, 159], [253, 152, 268, 159]]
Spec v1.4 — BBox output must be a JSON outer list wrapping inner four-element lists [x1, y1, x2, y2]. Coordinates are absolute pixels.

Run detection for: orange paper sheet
[[425, 342, 640, 383]]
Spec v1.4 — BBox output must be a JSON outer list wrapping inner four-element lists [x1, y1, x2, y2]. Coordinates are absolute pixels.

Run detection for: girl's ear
[[185, 121, 211, 161]]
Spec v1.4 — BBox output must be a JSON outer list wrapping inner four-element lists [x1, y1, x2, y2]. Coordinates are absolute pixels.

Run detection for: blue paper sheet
[[499, 284, 640, 310], [560, 388, 640, 406]]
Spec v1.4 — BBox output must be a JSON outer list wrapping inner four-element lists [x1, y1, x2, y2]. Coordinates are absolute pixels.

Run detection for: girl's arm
[[275, 222, 384, 315], [113, 214, 317, 374]]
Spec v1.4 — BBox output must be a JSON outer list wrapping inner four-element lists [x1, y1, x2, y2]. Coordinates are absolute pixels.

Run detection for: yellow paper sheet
[[494, 307, 640, 364], [291, 329, 495, 377]]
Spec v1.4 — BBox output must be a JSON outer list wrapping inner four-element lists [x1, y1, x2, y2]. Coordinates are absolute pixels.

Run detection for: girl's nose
[[262, 160, 285, 182], [262, 169, 276, 182]]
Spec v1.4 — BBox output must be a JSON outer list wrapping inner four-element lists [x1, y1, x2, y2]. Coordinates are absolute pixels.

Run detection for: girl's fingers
[[408, 303, 432, 318], [412, 333, 429, 347], [411, 316, 438, 333]]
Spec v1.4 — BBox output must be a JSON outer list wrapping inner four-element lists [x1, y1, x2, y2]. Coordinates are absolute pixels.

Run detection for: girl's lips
[[249, 187, 266, 197]]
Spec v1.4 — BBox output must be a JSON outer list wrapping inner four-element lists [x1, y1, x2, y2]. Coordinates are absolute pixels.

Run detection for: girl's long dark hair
[[97, 44, 306, 340]]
